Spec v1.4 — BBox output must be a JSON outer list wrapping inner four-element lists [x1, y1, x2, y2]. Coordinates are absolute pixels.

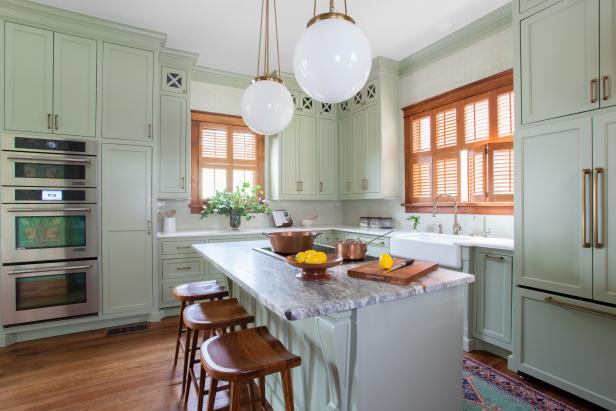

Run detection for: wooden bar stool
[[172, 281, 228, 368], [199, 326, 301, 411], [182, 298, 255, 403]]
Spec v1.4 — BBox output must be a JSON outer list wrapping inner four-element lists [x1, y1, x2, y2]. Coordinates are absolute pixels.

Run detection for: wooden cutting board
[[347, 258, 438, 285]]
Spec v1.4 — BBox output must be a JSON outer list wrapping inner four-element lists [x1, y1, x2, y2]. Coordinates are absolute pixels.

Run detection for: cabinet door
[[516, 118, 593, 298], [520, 0, 599, 123], [102, 43, 154, 141], [474, 252, 513, 347], [352, 111, 367, 193], [593, 112, 616, 304], [364, 104, 381, 193], [600, 0, 616, 108], [318, 118, 337, 196], [102, 144, 153, 315], [53, 33, 97, 137], [159, 94, 188, 197], [281, 115, 300, 195], [298, 115, 318, 195], [4, 23, 53, 133], [338, 116, 353, 195]]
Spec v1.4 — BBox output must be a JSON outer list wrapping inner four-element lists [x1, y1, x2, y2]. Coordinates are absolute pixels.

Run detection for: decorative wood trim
[[402, 70, 513, 116], [404, 204, 514, 216], [189, 111, 265, 214]]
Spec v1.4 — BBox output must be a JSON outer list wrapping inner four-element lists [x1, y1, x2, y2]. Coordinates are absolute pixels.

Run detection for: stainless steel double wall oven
[[1, 134, 99, 326]]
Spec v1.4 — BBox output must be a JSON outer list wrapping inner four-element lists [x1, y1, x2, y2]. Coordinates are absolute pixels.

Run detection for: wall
[[342, 26, 515, 239], [159, 80, 344, 230]]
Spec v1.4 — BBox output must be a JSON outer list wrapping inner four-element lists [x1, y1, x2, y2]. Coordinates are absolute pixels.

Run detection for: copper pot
[[265, 231, 319, 255], [335, 240, 367, 261]]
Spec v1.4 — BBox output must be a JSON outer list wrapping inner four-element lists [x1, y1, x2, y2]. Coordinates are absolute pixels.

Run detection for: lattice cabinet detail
[[161, 67, 187, 94]]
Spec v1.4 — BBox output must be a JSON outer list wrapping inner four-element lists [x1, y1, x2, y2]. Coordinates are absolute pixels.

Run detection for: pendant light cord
[[256, 0, 264, 77], [255, 0, 283, 79], [273, 0, 281, 77], [313, 0, 349, 16]]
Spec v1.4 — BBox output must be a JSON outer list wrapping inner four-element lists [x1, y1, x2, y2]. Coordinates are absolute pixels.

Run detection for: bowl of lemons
[[285, 250, 343, 281]]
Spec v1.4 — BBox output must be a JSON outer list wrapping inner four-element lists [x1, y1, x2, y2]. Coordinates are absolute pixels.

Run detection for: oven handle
[[6, 264, 93, 275], [6, 155, 92, 164], [6, 207, 92, 213]]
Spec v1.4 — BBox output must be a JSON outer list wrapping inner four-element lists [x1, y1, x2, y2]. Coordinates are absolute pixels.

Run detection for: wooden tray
[[347, 258, 438, 285]]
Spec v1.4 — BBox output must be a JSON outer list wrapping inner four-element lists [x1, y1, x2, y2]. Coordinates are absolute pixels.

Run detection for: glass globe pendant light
[[241, 0, 294, 136], [293, 0, 372, 103]]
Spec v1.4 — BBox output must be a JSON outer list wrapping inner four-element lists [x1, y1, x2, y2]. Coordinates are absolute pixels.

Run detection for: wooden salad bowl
[[285, 254, 343, 281]]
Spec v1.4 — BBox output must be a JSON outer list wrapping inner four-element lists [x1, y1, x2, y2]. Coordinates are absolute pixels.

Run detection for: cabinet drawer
[[161, 239, 204, 257], [515, 288, 616, 409], [162, 258, 205, 280]]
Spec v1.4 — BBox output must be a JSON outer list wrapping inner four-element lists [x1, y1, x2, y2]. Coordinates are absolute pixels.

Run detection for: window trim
[[402, 69, 514, 215], [189, 111, 265, 214]]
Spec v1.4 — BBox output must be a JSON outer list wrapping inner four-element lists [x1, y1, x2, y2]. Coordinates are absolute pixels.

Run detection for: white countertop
[[158, 225, 514, 251]]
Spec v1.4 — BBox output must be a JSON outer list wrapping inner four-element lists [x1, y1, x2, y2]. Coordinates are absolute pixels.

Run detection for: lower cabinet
[[513, 287, 616, 410], [473, 251, 513, 350], [102, 144, 153, 315]]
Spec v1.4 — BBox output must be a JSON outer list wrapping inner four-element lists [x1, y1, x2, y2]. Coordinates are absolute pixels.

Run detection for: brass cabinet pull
[[147, 220, 151, 236], [591, 79, 598, 103], [544, 296, 616, 319], [603, 76, 610, 101], [347, 181, 351, 191], [176, 246, 192, 250], [594, 167, 605, 249], [582, 169, 591, 248], [175, 266, 192, 271], [47, 113, 52, 129], [319, 181, 323, 193], [485, 254, 505, 261], [148, 124, 152, 138], [54, 114, 60, 130], [181, 176, 185, 189]]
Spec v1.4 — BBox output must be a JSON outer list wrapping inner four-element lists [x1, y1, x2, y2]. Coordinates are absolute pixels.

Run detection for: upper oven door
[[1, 203, 98, 263], [1, 151, 96, 188]]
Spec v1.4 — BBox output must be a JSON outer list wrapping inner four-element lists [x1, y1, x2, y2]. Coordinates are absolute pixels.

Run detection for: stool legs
[[205, 378, 218, 411], [181, 326, 192, 396], [229, 382, 241, 411], [281, 370, 294, 411], [184, 328, 200, 404], [174, 300, 187, 366], [258, 377, 265, 410]]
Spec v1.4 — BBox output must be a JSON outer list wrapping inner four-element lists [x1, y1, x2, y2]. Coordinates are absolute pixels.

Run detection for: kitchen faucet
[[432, 194, 462, 235]]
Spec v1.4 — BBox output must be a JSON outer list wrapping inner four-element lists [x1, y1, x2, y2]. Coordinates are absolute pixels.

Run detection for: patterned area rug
[[463, 355, 578, 411]]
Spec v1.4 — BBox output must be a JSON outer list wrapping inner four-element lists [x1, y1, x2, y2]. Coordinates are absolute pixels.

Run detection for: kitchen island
[[193, 240, 474, 411]]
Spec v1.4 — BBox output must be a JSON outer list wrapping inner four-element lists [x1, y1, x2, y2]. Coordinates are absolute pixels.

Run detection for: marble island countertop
[[193, 240, 475, 321], [160, 225, 514, 251]]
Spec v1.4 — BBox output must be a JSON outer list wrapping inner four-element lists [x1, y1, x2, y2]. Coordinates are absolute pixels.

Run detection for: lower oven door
[[1, 204, 98, 263], [1, 260, 99, 326]]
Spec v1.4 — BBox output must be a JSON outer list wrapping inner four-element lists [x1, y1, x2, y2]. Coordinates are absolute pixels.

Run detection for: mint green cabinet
[[317, 118, 337, 197], [351, 111, 367, 193], [4, 23, 53, 133], [102, 43, 153, 141], [280, 115, 300, 195], [298, 115, 318, 195], [338, 116, 353, 195], [53, 33, 97, 137], [474, 252, 513, 349], [600, 0, 616, 108], [4, 23, 97, 136], [592, 112, 616, 304], [516, 118, 593, 298], [158, 94, 188, 198], [102, 144, 153, 315], [364, 104, 381, 194]]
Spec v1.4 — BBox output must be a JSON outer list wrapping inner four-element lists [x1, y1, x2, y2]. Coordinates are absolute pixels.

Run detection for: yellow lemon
[[304, 249, 317, 255], [314, 251, 327, 264], [295, 251, 307, 263], [379, 253, 394, 270]]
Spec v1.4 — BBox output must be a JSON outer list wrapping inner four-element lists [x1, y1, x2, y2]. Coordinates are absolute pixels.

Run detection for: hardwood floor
[[465, 351, 607, 411], [0, 317, 605, 410]]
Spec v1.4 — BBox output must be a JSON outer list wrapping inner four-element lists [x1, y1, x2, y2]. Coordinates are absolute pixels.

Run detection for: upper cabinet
[[158, 94, 188, 197], [4, 23, 96, 136], [102, 43, 154, 141], [520, 0, 616, 123]]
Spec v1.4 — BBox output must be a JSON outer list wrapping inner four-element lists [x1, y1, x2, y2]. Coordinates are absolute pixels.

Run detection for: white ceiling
[[32, 0, 510, 76]]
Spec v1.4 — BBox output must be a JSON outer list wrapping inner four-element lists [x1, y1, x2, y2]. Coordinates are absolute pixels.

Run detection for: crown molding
[[398, 3, 512, 78], [192, 66, 303, 91], [0, 0, 166, 50], [160, 48, 199, 70]]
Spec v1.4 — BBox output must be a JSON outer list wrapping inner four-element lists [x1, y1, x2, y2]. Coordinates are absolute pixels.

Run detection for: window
[[403, 70, 514, 214], [190, 111, 265, 213]]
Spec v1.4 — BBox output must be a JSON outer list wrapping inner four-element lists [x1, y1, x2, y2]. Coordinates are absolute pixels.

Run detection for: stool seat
[[183, 298, 255, 331], [202, 326, 301, 382], [173, 280, 228, 302]]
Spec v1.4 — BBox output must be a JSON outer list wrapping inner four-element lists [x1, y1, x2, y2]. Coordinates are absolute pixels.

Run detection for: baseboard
[[470, 339, 512, 359]]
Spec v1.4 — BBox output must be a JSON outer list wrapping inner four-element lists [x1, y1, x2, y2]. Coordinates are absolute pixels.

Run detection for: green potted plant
[[200, 182, 271, 230], [407, 215, 421, 231]]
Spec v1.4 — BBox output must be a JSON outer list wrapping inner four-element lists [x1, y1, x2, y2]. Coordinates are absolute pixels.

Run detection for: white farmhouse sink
[[390, 233, 464, 269]]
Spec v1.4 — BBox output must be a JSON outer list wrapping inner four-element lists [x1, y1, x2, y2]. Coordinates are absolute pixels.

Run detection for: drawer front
[[515, 288, 616, 409], [161, 239, 204, 257], [162, 258, 205, 280]]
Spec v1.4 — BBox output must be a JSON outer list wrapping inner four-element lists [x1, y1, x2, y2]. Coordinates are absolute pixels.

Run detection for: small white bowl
[[300, 219, 315, 227]]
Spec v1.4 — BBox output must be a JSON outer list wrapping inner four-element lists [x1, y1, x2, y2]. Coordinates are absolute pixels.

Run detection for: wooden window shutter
[[464, 95, 490, 143], [435, 107, 457, 148], [488, 142, 514, 201], [201, 123, 228, 159], [411, 115, 431, 153], [468, 147, 486, 202], [434, 155, 458, 198], [496, 89, 514, 138], [411, 158, 431, 202]]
